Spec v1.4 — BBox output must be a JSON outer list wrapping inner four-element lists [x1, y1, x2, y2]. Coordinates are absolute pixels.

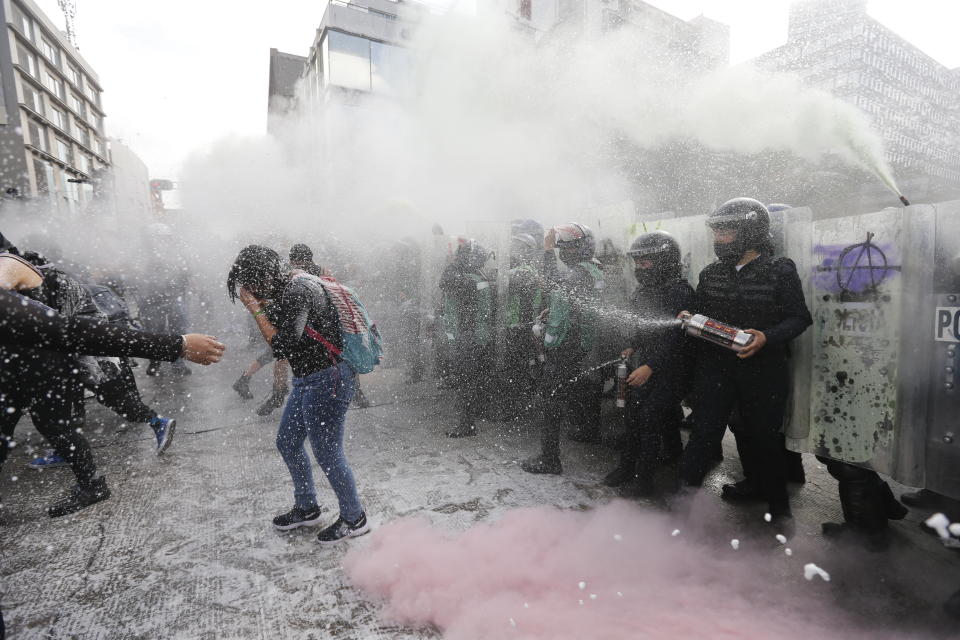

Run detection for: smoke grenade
[[679, 311, 755, 352]]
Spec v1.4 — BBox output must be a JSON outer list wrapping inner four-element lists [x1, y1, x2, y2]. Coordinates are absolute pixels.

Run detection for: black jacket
[[630, 279, 695, 375], [694, 254, 812, 361]]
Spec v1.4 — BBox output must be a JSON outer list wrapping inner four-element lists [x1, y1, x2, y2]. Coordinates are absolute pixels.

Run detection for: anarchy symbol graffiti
[[834, 232, 900, 297]]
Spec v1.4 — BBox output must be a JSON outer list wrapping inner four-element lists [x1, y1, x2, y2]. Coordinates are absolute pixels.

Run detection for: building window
[[33, 157, 50, 193], [13, 5, 34, 41], [371, 41, 412, 96], [326, 31, 372, 91], [17, 44, 38, 77], [68, 92, 86, 118], [77, 153, 91, 175], [66, 64, 80, 87], [49, 106, 66, 131], [85, 82, 99, 106], [28, 121, 48, 152], [77, 125, 90, 148], [92, 136, 104, 157], [40, 38, 60, 67], [45, 73, 65, 101], [22, 83, 44, 115], [56, 138, 73, 165]]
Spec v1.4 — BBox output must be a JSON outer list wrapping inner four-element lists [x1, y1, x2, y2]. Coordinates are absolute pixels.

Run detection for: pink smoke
[[344, 501, 899, 640]]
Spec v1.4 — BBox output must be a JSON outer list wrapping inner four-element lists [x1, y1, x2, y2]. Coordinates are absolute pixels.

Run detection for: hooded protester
[[228, 245, 370, 543]]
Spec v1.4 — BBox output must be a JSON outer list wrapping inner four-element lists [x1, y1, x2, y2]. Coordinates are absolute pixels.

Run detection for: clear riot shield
[[775, 207, 814, 446], [465, 220, 513, 371], [795, 206, 935, 487], [924, 200, 960, 498], [634, 215, 712, 286]]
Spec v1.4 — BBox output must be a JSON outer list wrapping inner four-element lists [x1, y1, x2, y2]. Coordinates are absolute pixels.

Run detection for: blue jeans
[[276, 362, 363, 521]]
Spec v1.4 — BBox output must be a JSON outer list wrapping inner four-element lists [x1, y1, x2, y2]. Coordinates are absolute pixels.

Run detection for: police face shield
[[709, 226, 742, 261]]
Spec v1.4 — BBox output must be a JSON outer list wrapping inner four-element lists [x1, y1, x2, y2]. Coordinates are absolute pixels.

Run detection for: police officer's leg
[[736, 361, 790, 516], [618, 378, 676, 494], [722, 408, 764, 502], [820, 457, 907, 549], [521, 351, 573, 474], [604, 384, 646, 487], [679, 361, 738, 487], [447, 341, 482, 437]]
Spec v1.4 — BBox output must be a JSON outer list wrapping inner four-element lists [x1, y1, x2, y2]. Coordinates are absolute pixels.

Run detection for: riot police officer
[[522, 223, 605, 475], [439, 238, 496, 438], [679, 198, 812, 525], [501, 233, 544, 419], [607, 231, 694, 494]]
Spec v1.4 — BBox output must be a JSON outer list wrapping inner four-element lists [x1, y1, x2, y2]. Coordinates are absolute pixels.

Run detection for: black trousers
[[499, 327, 539, 418], [620, 375, 683, 479], [538, 348, 592, 458], [0, 357, 98, 486], [680, 354, 790, 510], [94, 359, 156, 424], [453, 341, 493, 428]]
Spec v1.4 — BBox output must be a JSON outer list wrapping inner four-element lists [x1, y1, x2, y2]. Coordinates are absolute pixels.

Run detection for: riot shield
[[796, 206, 935, 487], [924, 200, 960, 498], [465, 220, 513, 371]]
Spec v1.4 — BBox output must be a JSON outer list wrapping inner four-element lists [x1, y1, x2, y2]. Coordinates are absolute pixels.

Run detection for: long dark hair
[[227, 245, 282, 303]]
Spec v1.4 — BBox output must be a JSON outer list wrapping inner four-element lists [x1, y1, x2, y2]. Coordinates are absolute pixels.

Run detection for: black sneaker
[[233, 376, 253, 400], [520, 454, 562, 475], [47, 477, 111, 518], [317, 513, 371, 544], [257, 389, 288, 416], [273, 506, 323, 531]]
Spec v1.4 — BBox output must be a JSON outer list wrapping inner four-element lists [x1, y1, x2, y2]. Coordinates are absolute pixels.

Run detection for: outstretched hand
[[737, 329, 767, 359], [181, 334, 226, 365]]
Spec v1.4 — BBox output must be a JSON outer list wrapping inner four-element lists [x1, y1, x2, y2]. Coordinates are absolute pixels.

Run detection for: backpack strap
[[304, 325, 342, 357]]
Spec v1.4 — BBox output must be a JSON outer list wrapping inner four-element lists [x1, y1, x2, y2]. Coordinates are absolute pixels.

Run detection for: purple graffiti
[[813, 234, 901, 295]]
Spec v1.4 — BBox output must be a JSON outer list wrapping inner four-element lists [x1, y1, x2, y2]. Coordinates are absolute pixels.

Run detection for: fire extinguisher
[[678, 311, 755, 352], [615, 357, 628, 408]]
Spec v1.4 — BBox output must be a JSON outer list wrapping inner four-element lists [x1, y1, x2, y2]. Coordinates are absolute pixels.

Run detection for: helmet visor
[[554, 224, 585, 244]]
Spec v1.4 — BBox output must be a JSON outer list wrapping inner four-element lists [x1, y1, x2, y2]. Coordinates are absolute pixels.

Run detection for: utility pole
[[57, 0, 78, 48]]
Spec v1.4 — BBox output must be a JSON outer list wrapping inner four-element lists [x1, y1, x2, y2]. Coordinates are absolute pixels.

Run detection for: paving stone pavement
[[1, 353, 959, 639]]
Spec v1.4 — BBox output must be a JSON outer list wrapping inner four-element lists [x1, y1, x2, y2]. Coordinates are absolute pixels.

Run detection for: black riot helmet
[[510, 233, 539, 267], [554, 222, 595, 265], [453, 237, 492, 273], [706, 198, 771, 262], [627, 230, 681, 287]]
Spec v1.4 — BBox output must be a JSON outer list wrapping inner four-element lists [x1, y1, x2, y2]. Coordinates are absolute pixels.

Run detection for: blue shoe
[[151, 417, 177, 455], [29, 450, 69, 470]]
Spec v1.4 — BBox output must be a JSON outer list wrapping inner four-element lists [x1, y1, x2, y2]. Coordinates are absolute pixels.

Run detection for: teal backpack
[[296, 274, 383, 374]]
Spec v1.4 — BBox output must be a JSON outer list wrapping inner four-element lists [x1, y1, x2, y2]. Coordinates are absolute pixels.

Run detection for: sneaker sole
[[28, 462, 69, 470], [157, 420, 177, 456], [317, 522, 371, 545], [273, 514, 324, 531]]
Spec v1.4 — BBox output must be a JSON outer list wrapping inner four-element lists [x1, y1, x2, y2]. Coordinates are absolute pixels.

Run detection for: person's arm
[[263, 281, 316, 361], [0, 289, 224, 363]]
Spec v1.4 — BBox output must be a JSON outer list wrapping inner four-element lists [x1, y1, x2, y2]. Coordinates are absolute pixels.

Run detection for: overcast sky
[[32, 0, 960, 179]]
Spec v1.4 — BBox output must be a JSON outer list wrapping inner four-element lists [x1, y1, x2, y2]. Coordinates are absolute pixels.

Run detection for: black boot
[[257, 388, 288, 416], [567, 425, 602, 444], [721, 478, 763, 503], [901, 488, 944, 510], [145, 361, 162, 377], [944, 587, 960, 620], [353, 388, 372, 409], [822, 465, 891, 551], [619, 470, 656, 498], [232, 375, 253, 400], [521, 453, 562, 475], [47, 477, 111, 518], [785, 450, 806, 484], [603, 455, 637, 487]]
